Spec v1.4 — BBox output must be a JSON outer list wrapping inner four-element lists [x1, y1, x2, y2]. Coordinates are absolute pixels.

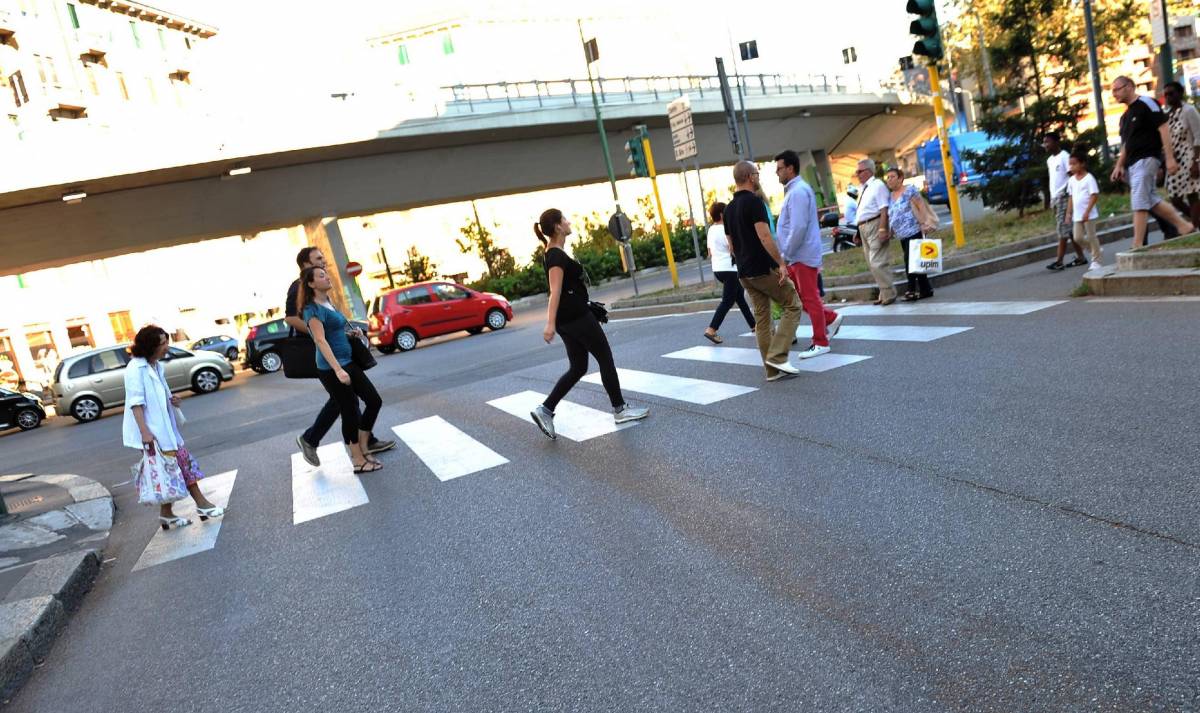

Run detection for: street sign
[[739, 40, 758, 61], [667, 94, 698, 161], [607, 211, 633, 243], [1149, 0, 1167, 46], [583, 37, 599, 64], [345, 261, 363, 278]]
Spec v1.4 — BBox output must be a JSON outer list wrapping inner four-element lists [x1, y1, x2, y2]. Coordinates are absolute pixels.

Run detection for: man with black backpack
[[284, 247, 394, 466]]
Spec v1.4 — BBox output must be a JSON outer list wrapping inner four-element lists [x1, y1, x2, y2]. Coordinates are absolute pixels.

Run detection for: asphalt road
[[2, 237, 1198, 712]]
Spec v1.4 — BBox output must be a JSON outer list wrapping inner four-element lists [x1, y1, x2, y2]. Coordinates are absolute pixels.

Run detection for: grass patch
[[1070, 282, 1093, 297], [1147, 233, 1200, 250], [821, 193, 1131, 279]]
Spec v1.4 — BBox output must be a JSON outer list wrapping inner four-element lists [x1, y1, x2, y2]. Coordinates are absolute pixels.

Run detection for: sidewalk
[[0, 473, 112, 703]]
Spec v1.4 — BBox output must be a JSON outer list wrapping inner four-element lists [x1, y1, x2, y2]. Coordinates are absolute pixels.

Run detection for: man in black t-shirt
[[722, 160, 804, 381], [1110, 76, 1195, 247], [285, 247, 394, 466]]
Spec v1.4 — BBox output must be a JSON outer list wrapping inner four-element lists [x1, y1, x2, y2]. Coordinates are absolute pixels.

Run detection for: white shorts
[[1127, 157, 1163, 212]]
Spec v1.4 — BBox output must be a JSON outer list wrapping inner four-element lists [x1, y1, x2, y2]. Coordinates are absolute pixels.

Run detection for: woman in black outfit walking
[[529, 209, 649, 440]]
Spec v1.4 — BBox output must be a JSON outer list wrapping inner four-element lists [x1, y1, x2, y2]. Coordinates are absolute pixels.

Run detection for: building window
[[184, 36, 191, 50], [129, 20, 140, 48], [66, 2, 80, 28], [9, 71, 28, 107], [48, 104, 85, 119], [397, 44, 409, 65], [116, 71, 129, 100], [109, 311, 135, 343], [442, 33, 454, 55], [66, 323, 93, 349]]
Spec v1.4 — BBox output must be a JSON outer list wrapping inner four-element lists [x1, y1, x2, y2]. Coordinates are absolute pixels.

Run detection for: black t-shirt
[[1120, 96, 1166, 165], [723, 190, 775, 278], [285, 279, 302, 337], [544, 247, 589, 322]]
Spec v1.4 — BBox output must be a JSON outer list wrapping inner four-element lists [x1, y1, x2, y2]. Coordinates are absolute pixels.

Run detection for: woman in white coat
[[123, 325, 224, 530]]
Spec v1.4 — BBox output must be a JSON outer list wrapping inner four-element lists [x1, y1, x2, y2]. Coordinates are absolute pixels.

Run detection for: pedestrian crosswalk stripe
[[487, 390, 637, 442], [132, 470, 237, 572], [583, 368, 756, 405], [662, 346, 871, 372], [292, 444, 369, 525], [837, 300, 1064, 316], [741, 325, 973, 342], [392, 416, 509, 481]]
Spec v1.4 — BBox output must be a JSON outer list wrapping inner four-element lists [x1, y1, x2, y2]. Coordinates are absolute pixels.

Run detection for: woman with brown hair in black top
[[529, 208, 648, 440]]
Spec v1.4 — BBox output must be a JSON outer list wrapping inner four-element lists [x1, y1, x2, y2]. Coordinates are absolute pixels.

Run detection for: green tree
[[402, 245, 437, 284], [456, 211, 515, 278]]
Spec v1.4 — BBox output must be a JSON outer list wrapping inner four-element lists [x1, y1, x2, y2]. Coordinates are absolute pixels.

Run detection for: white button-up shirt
[[856, 176, 891, 223], [122, 357, 183, 451]]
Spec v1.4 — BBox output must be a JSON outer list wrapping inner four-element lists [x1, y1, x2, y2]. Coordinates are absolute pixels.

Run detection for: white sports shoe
[[764, 359, 799, 375], [1089, 261, 1102, 271], [798, 343, 831, 359], [827, 313, 844, 339]]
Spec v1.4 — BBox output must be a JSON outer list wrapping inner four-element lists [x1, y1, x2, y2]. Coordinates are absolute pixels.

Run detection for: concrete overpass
[[1, 73, 937, 277]]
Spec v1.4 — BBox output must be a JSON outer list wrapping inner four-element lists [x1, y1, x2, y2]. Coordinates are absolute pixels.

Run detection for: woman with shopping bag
[[123, 325, 225, 530], [885, 168, 939, 302]]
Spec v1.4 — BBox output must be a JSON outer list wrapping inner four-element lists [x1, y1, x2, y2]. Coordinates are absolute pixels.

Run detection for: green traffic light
[[909, 17, 938, 36], [905, 0, 935, 13], [912, 37, 942, 60]]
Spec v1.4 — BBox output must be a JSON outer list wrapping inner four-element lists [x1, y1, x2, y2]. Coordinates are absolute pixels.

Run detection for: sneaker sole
[[296, 435, 320, 467], [764, 362, 799, 374], [530, 411, 556, 440], [798, 350, 831, 360], [615, 413, 649, 424]]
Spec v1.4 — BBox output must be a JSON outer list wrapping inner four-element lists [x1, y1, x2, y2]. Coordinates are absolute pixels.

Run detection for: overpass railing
[[438, 74, 916, 116]]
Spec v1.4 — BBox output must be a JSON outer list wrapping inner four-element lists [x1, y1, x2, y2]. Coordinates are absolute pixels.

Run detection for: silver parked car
[[52, 344, 235, 423]]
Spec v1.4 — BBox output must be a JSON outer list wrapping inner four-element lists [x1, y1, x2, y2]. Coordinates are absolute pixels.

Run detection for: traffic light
[[907, 0, 942, 61], [625, 137, 648, 178]]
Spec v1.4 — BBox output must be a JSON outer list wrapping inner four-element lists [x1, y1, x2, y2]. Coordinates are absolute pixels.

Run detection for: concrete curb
[[0, 474, 112, 704]]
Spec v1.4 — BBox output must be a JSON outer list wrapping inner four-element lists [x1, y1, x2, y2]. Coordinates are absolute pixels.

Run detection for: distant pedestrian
[[529, 209, 648, 440], [724, 160, 804, 381], [774, 150, 843, 358], [884, 168, 938, 301], [703, 201, 755, 344], [1163, 81, 1200, 228], [1067, 152, 1104, 270], [1043, 132, 1087, 271], [298, 266, 385, 474], [843, 185, 859, 226], [854, 159, 897, 305], [1109, 76, 1195, 248], [286, 247, 393, 468], [123, 325, 224, 530]]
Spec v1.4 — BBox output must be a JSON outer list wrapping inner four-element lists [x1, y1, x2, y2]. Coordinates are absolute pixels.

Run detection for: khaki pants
[[859, 217, 897, 301], [1073, 221, 1102, 264], [740, 270, 804, 377]]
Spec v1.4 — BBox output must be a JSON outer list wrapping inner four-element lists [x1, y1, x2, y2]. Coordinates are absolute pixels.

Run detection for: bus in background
[[919, 131, 1007, 204]]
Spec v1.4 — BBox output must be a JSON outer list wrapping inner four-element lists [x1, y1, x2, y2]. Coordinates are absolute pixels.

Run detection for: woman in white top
[[123, 325, 224, 530], [703, 201, 756, 344]]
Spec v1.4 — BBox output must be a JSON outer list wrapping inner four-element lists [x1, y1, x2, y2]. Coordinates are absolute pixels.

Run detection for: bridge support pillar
[[810, 150, 837, 209], [303, 217, 367, 320]]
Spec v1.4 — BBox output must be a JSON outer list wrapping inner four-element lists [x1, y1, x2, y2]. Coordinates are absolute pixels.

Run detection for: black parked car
[[244, 318, 371, 373], [191, 335, 240, 361], [0, 387, 47, 432]]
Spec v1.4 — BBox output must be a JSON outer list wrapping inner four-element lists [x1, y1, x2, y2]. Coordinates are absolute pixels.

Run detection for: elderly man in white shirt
[[854, 158, 897, 305]]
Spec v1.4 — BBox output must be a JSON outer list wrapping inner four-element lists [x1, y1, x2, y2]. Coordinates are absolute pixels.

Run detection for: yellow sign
[[920, 241, 940, 259]]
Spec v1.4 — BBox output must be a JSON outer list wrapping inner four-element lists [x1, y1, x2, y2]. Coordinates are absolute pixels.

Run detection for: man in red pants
[[773, 150, 844, 358]]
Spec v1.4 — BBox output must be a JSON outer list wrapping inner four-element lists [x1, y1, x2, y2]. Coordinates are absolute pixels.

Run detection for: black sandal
[[353, 461, 383, 474], [903, 292, 919, 302]]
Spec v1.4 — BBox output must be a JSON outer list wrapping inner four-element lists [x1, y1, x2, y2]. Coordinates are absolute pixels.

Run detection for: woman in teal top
[[297, 266, 384, 473]]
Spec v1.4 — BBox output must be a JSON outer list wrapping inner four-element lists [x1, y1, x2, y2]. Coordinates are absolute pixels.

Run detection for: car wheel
[[192, 367, 222, 394], [15, 408, 42, 431], [71, 396, 102, 423], [259, 351, 283, 373], [486, 309, 508, 331], [466, 326, 484, 335], [226, 347, 238, 361], [378, 344, 397, 354], [394, 329, 418, 352]]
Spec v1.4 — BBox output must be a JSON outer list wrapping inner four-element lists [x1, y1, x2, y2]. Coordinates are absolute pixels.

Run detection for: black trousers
[[899, 235, 933, 297], [708, 271, 756, 331], [544, 312, 624, 411], [316, 363, 383, 445]]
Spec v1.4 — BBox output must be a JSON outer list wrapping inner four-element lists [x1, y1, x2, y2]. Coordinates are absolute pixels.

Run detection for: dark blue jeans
[[708, 271, 756, 331]]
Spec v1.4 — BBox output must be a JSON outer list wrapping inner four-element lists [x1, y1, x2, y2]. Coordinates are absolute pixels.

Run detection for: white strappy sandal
[[158, 515, 191, 531], [196, 505, 225, 521]]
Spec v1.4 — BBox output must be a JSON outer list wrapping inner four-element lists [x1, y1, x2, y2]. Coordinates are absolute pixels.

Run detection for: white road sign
[[667, 94, 697, 161]]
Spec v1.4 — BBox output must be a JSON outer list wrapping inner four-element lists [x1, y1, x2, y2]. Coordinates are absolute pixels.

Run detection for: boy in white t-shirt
[[1066, 153, 1104, 270]]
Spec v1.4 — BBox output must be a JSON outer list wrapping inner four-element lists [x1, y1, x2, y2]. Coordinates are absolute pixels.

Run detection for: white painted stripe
[[132, 470, 237, 572], [663, 346, 871, 373], [583, 368, 756, 405], [392, 416, 508, 482], [292, 443, 369, 525], [836, 300, 1064, 316], [487, 390, 637, 442], [743, 324, 973, 342]]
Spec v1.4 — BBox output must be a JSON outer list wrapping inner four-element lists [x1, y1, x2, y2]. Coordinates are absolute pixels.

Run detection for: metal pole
[[1159, 0, 1174, 84], [642, 134, 680, 288], [727, 29, 752, 159], [1083, 0, 1111, 161], [379, 240, 394, 289], [928, 63, 966, 248], [680, 169, 705, 283], [578, 20, 621, 207]]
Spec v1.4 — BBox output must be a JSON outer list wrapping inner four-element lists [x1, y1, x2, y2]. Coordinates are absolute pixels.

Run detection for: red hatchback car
[[368, 281, 514, 353]]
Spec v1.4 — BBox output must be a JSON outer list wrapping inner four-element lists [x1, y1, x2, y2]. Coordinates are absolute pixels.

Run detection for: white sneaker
[[1089, 261, 1102, 271], [798, 343, 831, 359], [765, 371, 795, 382], [827, 313, 844, 339], [764, 359, 799, 375], [530, 404, 556, 440], [613, 405, 649, 424]]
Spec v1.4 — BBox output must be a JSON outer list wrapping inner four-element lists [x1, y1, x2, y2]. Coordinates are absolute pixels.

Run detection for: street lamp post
[[1082, 0, 1111, 161]]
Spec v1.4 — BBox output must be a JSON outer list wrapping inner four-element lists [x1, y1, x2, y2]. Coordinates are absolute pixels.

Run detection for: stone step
[[1083, 266, 1200, 296]]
